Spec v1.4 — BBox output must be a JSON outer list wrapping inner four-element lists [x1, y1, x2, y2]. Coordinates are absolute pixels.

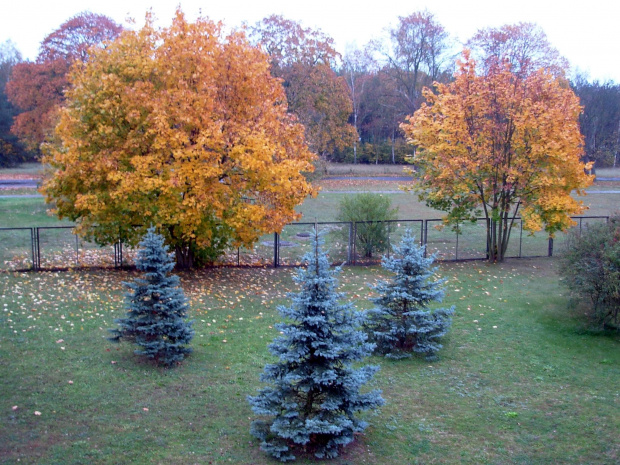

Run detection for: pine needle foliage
[[247, 230, 384, 462], [108, 227, 194, 367], [366, 230, 454, 360]]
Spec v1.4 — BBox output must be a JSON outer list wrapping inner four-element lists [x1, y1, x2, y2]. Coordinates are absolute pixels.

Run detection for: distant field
[[323, 162, 410, 176], [0, 163, 44, 179], [593, 166, 620, 178], [1, 164, 618, 271]]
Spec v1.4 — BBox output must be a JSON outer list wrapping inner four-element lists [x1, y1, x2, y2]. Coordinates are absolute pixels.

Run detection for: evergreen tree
[[248, 230, 384, 462], [366, 230, 454, 360], [109, 227, 194, 366]]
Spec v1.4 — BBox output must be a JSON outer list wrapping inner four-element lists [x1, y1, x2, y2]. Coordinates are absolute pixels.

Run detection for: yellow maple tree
[[401, 50, 593, 262], [41, 10, 316, 267]]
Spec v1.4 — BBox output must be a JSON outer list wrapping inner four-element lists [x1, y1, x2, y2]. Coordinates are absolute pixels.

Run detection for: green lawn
[[1, 165, 619, 463], [1, 259, 618, 464]]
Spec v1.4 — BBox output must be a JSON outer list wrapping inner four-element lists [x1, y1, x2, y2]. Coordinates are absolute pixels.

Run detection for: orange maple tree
[[401, 50, 593, 262], [41, 10, 316, 268], [6, 12, 122, 151]]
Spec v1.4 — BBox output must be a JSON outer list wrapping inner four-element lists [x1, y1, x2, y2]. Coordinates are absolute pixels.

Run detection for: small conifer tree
[[109, 227, 194, 366], [366, 230, 454, 360], [248, 230, 384, 462]]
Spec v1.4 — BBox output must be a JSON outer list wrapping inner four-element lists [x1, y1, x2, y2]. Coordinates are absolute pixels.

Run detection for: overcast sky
[[2, 0, 619, 82]]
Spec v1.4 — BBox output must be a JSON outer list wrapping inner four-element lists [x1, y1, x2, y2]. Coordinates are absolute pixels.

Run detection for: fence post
[[352, 222, 357, 265], [485, 218, 490, 260], [548, 237, 554, 257], [347, 222, 353, 265], [423, 220, 428, 257], [35, 227, 41, 271], [455, 221, 459, 261], [274, 232, 279, 268], [30, 228, 37, 271], [75, 234, 79, 267], [114, 240, 124, 268], [519, 220, 523, 258]]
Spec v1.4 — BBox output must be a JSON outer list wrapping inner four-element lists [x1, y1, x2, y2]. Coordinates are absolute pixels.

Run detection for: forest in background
[[1, 10, 619, 168]]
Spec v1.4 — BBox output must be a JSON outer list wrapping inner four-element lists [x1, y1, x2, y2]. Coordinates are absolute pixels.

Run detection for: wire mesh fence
[[0, 216, 610, 272]]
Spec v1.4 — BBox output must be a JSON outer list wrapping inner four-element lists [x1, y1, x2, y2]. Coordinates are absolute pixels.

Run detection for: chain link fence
[[0, 216, 610, 272]]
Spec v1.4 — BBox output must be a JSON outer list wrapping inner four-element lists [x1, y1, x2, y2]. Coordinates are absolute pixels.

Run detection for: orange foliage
[[6, 59, 68, 151], [5, 12, 122, 151], [401, 50, 593, 262], [41, 10, 316, 267]]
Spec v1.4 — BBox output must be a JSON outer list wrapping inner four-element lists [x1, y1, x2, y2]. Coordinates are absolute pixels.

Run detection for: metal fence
[[0, 216, 610, 272]]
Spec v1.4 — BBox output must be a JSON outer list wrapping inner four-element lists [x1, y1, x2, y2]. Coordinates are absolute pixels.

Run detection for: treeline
[[1, 10, 619, 168]]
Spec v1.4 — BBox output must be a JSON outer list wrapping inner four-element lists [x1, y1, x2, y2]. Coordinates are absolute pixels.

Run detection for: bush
[[559, 216, 620, 329], [108, 227, 194, 366], [365, 230, 454, 360], [336, 193, 398, 258]]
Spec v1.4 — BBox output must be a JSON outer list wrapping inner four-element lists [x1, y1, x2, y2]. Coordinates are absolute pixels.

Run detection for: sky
[[2, 0, 619, 82]]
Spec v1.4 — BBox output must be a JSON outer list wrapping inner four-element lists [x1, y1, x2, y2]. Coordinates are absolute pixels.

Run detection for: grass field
[[0, 163, 44, 178], [1, 165, 619, 463], [1, 258, 619, 464], [1, 165, 619, 271]]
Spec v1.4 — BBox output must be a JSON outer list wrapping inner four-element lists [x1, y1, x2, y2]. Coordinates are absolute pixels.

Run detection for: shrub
[[108, 227, 194, 366], [336, 193, 398, 258], [247, 230, 384, 461], [559, 216, 620, 329], [365, 230, 454, 360]]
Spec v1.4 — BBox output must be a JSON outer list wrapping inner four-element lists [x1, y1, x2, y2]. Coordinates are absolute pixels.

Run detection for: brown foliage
[[251, 15, 356, 158], [5, 12, 122, 151]]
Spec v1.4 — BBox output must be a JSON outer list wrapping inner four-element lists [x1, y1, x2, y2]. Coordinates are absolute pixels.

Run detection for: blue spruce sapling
[[247, 230, 384, 462], [109, 227, 194, 366], [366, 229, 454, 360]]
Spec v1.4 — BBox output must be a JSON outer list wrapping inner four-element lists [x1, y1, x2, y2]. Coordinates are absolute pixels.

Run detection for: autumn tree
[[6, 59, 68, 151], [250, 15, 357, 158], [402, 50, 593, 262], [467, 22, 568, 79], [0, 40, 30, 166], [41, 10, 316, 268], [5, 12, 122, 151], [37, 12, 123, 63]]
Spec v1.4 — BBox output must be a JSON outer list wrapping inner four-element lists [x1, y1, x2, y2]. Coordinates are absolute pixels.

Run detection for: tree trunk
[[175, 244, 194, 269]]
